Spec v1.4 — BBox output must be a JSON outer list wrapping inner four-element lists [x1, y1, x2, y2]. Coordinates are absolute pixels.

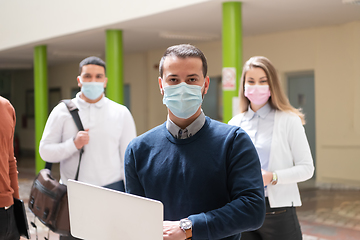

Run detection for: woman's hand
[[261, 169, 273, 186]]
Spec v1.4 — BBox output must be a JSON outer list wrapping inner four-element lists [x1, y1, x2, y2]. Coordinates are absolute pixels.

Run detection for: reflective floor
[[298, 186, 360, 240], [17, 158, 360, 240]]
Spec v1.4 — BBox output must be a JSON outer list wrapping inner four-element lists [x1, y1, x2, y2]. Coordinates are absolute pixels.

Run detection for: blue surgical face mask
[[80, 79, 105, 100], [162, 82, 204, 119]]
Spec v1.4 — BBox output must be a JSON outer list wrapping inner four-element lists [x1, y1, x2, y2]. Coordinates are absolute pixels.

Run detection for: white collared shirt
[[39, 92, 137, 186], [166, 111, 206, 139]]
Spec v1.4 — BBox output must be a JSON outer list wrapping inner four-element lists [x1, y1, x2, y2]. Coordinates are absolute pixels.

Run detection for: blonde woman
[[228, 56, 314, 240]]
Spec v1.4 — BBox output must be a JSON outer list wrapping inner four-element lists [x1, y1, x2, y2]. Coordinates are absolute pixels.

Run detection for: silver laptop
[[67, 179, 163, 240]]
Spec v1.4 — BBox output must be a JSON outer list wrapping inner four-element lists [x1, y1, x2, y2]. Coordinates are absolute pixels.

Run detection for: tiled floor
[[298, 187, 360, 240], [16, 158, 360, 240]]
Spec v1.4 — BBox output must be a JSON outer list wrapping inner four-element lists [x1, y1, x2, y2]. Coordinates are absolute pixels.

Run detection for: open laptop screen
[[67, 179, 163, 240]]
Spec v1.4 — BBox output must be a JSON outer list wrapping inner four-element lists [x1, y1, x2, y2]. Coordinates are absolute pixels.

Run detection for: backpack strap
[[61, 100, 84, 131], [45, 100, 84, 181]]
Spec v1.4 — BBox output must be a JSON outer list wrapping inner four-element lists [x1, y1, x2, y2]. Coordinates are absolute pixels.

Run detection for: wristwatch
[[179, 218, 192, 239], [270, 172, 278, 185]]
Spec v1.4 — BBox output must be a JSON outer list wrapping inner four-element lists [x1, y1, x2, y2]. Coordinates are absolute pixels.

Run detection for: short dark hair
[[79, 56, 106, 75], [159, 44, 208, 78]]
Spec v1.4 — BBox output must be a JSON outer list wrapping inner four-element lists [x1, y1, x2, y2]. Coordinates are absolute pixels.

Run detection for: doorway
[[287, 73, 316, 176]]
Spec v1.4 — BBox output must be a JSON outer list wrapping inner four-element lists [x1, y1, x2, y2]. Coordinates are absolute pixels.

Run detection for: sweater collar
[[166, 111, 206, 139], [165, 116, 210, 144]]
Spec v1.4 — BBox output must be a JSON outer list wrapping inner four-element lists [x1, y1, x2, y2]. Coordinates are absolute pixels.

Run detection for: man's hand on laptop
[[163, 221, 186, 240]]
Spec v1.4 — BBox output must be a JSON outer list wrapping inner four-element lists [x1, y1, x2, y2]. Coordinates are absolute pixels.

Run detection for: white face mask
[[162, 82, 204, 119], [80, 79, 105, 100]]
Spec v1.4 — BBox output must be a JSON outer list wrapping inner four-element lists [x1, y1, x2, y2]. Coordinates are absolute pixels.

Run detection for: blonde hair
[[239, 56, 305, 125]]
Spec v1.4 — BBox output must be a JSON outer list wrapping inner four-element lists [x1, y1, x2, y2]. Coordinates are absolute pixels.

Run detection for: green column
[[34, 45, 48, 173], [106, 30, 124, 104], [222, 2, 242, 123]]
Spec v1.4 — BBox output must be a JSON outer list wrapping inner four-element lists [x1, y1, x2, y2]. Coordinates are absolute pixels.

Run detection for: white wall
[[146, 49, 168, 129], [0, 0, 209, 51], [124, 53, 148, 134], [48, 61, 80, 99]]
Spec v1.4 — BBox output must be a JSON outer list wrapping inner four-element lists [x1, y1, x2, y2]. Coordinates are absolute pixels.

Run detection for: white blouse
[[240, 103, 275, 171]]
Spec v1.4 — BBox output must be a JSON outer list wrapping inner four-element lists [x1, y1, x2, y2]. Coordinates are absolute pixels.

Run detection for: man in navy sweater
[[125, 44, 265, 240]]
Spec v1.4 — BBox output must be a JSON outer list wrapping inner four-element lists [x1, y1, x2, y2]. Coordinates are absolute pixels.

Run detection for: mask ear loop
[[77, 76, 84, 85]]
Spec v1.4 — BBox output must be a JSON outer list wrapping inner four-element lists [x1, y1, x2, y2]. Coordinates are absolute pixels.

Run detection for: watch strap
[[180, 219, 192, 239], [271, 172, 278, 185], [185, 229, 192, 239]]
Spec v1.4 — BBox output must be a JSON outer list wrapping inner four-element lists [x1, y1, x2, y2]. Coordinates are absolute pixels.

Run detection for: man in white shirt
[[39, 56, 137, 240]]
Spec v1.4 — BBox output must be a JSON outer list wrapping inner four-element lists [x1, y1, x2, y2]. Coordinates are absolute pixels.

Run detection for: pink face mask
[[244, 85, 271, 105]]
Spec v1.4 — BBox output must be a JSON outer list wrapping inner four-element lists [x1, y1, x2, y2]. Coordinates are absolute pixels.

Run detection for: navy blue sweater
[[125, 117, 265, 240]]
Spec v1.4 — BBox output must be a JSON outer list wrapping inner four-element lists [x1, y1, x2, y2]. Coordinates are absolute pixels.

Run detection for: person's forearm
[[39, 138, 78, 162]]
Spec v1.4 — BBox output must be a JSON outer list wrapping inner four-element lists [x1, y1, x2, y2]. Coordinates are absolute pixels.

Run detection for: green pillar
[[222, 2, 242, 123], [106, 30, 124, 104], [34, 45, 48, 173]]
